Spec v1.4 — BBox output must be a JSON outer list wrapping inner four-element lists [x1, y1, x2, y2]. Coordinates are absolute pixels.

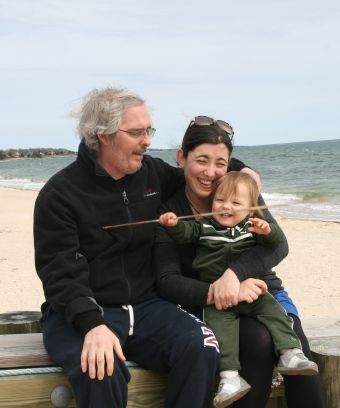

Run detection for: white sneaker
[[213, 375, 251, 408], [277, 348, 318, 376]]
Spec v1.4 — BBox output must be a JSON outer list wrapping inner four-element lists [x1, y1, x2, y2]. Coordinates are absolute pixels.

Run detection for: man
[[34, 87, 219, 407]]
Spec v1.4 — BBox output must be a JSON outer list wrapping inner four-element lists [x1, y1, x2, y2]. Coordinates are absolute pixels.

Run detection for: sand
[[0, 187, 339, 319]]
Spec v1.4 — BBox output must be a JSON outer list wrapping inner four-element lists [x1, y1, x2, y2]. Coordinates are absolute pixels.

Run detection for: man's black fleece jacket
[[34, 143, 186, 335]]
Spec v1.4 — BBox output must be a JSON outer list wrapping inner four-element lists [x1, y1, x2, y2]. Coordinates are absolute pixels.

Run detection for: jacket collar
[[77, 142, 112, 178], [209, 214, 252, 236]]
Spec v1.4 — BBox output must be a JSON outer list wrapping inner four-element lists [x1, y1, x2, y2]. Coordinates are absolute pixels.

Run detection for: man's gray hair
[[74, 87, 146, 153]]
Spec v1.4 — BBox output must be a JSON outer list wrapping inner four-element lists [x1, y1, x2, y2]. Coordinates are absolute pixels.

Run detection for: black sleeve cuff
[[73, 310, 107, 337], [65, 296, 104, 325]]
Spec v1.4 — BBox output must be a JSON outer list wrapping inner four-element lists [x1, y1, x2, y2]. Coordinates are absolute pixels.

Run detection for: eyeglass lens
[[119, 127, 156, 138]]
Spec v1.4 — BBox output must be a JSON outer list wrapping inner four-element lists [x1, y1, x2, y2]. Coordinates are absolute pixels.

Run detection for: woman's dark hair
[[181, 122, 233, 157]]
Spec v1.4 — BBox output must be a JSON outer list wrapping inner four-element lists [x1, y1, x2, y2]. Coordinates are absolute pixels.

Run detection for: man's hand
[[158, 212, 178, 227], [81, 324, 125, 380], [210, 268, 240, 310], [238, 279, 268, 303], [248, 217, 271, 235]]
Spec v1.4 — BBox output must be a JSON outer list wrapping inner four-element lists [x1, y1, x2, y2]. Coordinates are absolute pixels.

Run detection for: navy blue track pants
[[41, 297, 219, 408]]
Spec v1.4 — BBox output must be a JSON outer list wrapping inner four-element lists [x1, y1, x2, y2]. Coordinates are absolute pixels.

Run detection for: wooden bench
[[0, 333, 169, 407], [0, 332, 288, 408], [1, 316, 339, 408]]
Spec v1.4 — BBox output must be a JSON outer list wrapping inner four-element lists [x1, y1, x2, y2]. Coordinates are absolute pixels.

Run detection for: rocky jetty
[[0, 148, 76, 160]]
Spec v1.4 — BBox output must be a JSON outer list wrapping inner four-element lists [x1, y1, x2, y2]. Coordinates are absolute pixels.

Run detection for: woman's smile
[[197, 177, 214, 188]]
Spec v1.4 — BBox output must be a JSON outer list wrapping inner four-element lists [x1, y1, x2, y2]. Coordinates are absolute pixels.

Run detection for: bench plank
[[0, 334, 53, 368], [0, 373, 74, 407], [0, 369, 167, 408], [0, 333, 168, 407], [0, 369, 285, 408]]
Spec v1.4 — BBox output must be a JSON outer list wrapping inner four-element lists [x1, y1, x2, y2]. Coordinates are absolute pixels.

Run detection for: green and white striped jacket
[[164, 217, 285, 283]]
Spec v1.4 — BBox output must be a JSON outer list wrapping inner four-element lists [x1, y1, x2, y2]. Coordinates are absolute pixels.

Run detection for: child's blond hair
[[212, 171, 263, 218]]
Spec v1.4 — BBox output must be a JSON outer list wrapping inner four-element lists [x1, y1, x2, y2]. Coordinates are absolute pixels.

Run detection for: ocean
[[1, 139, 339, 222]]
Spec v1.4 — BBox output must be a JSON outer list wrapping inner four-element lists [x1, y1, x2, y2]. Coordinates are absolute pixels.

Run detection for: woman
[[153, 116, 324, 408]]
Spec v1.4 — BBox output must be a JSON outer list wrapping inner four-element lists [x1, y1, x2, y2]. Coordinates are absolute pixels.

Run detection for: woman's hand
[[207, 284, 215, 305], [210, 268, 240, 310], [240, 167, 262, 191], [238, 278, 268, 303]]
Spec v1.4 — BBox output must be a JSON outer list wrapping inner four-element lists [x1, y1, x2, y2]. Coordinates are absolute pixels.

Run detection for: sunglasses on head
[[190, 116, 234, 140]]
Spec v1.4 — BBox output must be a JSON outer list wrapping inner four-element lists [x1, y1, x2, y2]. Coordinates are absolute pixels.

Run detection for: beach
[[0, 186, 340, 319]]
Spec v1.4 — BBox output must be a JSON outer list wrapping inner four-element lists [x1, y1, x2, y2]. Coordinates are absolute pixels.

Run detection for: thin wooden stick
[[102, 204, 269, 230]]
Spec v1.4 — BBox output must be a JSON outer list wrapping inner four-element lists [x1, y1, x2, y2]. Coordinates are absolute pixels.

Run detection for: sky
[[1, 0, 339, 150]]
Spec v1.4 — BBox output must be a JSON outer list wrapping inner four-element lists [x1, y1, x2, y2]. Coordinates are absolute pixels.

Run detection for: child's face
[[212, 182, 251, 227]]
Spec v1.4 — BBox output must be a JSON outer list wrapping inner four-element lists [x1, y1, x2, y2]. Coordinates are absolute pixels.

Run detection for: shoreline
[[0, 187, 340, 320], [0, 148, 76, 161], [0, 154, 76, 162], [275, 215, 340, 225]]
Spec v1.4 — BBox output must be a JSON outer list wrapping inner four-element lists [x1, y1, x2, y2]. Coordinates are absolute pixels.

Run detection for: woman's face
[[177, 143, 230, 200]]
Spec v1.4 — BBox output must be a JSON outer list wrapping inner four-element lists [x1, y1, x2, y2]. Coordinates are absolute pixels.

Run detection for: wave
[[262, 192, 300, 206], [262, 192, 340, 222], [0, 177, 44, 191], [301, 191, 339, 202]]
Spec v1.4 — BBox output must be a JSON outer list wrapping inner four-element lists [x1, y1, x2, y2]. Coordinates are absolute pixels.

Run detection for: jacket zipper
[[122, 190, 129, 205], [120, 189, 131, 300]]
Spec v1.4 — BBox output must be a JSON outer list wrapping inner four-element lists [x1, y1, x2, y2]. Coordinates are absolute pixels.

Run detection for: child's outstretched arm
[[248, 217, 271, 235], [158, 212, 178, 227]]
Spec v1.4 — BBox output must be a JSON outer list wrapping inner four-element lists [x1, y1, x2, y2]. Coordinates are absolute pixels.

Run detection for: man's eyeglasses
[[190, 116, 234, 140], [118, 127, 156, 139]]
